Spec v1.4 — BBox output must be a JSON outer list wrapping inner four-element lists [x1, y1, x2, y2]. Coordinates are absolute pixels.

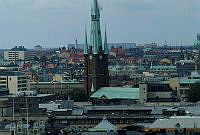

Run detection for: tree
[[188, 83, 200, 103], [68, 88, 89, 102]]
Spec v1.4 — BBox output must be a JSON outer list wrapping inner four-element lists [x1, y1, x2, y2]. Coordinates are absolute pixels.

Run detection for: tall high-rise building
[[84, 0, 109, 95]]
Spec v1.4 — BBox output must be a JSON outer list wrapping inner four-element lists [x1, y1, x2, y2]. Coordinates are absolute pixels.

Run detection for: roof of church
[[90, 87, 139, 100]]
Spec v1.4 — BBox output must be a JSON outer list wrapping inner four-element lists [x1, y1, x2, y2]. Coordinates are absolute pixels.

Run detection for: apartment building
[[30, 81, 83, 95], [4, 46, 36, 61], [0, 71, 30, 94]]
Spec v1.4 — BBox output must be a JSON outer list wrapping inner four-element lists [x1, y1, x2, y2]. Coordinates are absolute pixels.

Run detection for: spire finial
[[84, 27, 88, 54], [90, 0, 102, 54], [91, 0, 100, 18], [104, 25, 109, 54], [91, 82, 94, 92]]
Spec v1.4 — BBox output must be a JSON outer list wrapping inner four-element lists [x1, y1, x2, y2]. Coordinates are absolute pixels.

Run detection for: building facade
[[139, 82, 177, 104], [0, 71, 30, 94], [30, 81, 83, 95], [4, 46, 36, 62], [84, 0, 109, 95]]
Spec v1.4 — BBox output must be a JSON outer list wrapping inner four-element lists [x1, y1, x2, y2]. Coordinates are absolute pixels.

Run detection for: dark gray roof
[[72, 108, 83, 116]]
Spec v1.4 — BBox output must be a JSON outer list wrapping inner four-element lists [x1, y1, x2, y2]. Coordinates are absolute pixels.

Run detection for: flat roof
[[30, 81, 82, 84], [180, 78, 200, 84], [0, 94, 54, 98], [148, 116, 200, 129]]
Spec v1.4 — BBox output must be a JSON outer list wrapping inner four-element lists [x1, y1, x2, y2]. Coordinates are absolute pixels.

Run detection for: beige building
[[139, 82, 175, 104], [0, 71, 30, 94], [4, 51, 26, 61], [0, 65, 19, 71], [4, 46, 36, 61]]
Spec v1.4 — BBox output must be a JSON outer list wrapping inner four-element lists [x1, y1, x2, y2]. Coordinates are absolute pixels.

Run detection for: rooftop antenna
[[75, 39, 78, 49], [150, 61, 153, 71], [66, 44, 68, 50]]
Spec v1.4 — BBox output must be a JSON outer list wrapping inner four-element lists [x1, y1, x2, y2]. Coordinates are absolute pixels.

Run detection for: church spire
[[90, 0, 102, 54], [84, 28, 88, 54], [104, 27, 109, 54], [91, 0, 100, 18]]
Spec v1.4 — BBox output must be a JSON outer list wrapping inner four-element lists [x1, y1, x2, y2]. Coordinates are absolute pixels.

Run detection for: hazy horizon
[[0, 0, 199, 49]]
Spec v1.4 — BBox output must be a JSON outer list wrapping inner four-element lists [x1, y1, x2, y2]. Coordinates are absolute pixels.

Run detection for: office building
[[4, 46, 36, 62], [0, 71, 30, 94]]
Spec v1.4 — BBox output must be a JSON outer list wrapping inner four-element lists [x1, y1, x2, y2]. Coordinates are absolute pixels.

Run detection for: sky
[[0, 0, 199, 49]]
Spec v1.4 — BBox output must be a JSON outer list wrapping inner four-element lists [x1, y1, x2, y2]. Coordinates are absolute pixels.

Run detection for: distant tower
[[84, 0, 109, 95], [197, 33, 200, 41], [75, 39, 78, 49], [194, 33, 200, 49], [163, 40, 168, 47]]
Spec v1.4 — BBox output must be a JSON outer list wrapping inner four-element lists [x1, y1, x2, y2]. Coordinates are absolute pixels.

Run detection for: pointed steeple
[[164, 40, 168, 47], [104, 27, 109, 54], [91, 82, 94, 92], [91, 0, 100, 18], [90, 0, 102, 54], [84, 29, 88, 54]]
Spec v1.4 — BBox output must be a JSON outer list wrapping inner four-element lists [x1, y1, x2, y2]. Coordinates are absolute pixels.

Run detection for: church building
[[84, 0, 109, 95]]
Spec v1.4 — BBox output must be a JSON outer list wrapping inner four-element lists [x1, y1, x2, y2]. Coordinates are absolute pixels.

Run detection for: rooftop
[[0, 94, 54, 98], [180, 78, 200, 84], [148, 116, 200, 129], [90, 87, 139, 100], [30, 81, 82, 84], [11, 46, 27, 51], [0, 71, 25, 76], [94, 116, 117, 131]]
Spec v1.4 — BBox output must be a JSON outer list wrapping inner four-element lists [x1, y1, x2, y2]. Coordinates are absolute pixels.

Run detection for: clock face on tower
[[89, 55, 92, 60]]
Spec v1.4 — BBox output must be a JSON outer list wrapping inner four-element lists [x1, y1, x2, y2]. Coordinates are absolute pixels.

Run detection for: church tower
[[84, 0, 109, 95]]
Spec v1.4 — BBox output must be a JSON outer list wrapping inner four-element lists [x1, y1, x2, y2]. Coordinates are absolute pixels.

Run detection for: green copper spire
[[84, 29, 88, 54], [91, 0, 100, 18], [104, 27, 109, 54], [90, 0, 102, 54]]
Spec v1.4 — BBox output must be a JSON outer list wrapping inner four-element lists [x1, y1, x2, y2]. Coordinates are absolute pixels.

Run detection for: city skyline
[[0, 0, 199, 49]]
